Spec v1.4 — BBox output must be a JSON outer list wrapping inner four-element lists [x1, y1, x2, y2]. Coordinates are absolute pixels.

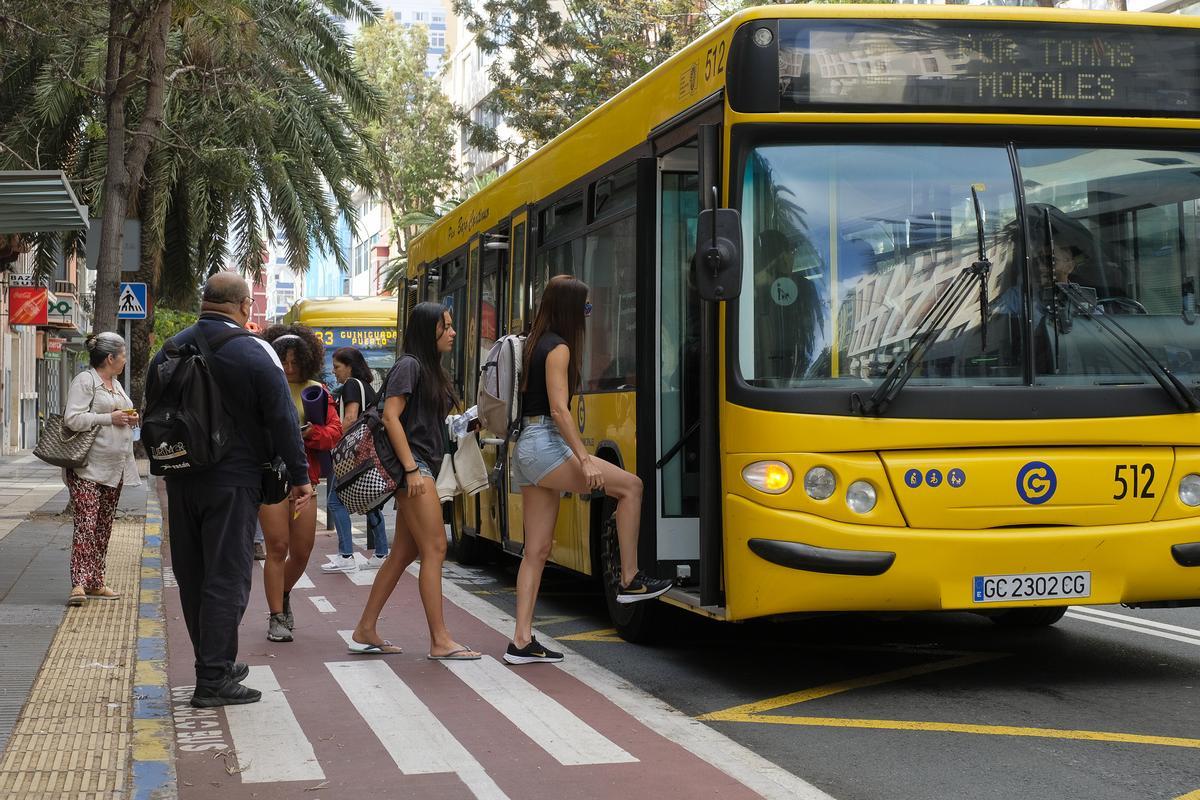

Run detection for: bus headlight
[[846, 480, 878, 514], [1180, 474, 1200, 507], [803, 466, 836, 500], [743, 461, 793, 495]]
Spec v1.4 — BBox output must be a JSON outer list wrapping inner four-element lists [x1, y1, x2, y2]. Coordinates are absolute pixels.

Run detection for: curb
[[130, 485, 177, 800]]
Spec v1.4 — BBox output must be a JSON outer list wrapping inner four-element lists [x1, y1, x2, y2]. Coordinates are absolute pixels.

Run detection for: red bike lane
[[160, 518, 800, 799]]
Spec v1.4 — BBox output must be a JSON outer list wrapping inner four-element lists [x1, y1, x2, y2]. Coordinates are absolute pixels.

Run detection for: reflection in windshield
[[1019, 148, 1200, 387], [739, 144, 1022, 388]]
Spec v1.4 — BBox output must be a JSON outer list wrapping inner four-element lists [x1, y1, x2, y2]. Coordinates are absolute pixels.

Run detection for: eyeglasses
[[584, 302, 592, 317]]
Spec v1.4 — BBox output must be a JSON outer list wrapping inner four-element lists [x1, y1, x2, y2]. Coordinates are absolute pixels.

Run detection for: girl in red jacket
[[260, 325, 342, 643]]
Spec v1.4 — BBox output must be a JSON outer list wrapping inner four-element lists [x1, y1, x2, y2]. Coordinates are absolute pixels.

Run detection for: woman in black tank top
[[504, 275, 672, 666]]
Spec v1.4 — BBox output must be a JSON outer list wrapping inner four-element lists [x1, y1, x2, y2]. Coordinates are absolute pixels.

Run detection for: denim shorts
[[408, 459, 434, 481], [512, 421, 574, 488]]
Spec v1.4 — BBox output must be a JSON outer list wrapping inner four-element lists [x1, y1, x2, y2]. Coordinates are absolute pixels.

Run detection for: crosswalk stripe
[[326, 660, 510, 799], [1071, 606, 1200, 638], [256, 560, 315, 590], [224, 666, 324, 783], [442, 656, 637, 766], [309, 596, 336, 613], [1064, 611, 1200, 647]]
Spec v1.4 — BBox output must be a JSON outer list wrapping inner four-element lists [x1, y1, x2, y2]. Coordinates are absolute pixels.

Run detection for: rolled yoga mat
[[301, 384, 334, 477]]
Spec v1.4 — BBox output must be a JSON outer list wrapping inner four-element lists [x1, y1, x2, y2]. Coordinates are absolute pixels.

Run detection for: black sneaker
[[228, 662, 249, 683], [190, 679, 262, 708], [616, 572, 673, 604], [503, 637, 564, 665]]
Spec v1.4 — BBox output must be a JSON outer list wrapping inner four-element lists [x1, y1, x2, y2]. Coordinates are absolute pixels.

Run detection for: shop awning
[[0, 171, 88, 234]]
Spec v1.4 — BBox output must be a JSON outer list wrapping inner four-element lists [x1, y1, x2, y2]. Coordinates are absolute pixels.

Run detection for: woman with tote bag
[[60, 332, 141, 606]]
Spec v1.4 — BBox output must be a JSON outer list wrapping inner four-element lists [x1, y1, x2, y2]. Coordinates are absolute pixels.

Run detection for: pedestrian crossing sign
[[117, 282, 148, 320]]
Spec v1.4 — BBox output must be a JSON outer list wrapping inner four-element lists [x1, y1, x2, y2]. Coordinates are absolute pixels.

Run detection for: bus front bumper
[[725, 494, 1200, 621]]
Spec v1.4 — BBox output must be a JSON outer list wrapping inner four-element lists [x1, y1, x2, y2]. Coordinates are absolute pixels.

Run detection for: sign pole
[[124, 319, 131, 392]]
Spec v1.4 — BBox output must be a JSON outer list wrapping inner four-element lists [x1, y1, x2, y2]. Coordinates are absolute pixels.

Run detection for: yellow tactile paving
[[0, 517, 142, 800]]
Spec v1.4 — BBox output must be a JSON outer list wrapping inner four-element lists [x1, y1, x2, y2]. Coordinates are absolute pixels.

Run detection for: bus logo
[[1017, 461, 1057, 505]]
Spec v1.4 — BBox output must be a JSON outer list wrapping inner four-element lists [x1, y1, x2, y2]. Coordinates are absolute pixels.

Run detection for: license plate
[[972, 571, 1091, 603]]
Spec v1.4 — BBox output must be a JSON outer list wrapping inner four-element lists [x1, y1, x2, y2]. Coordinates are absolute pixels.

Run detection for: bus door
[[474, 230, 507, 545], [651, 143, 703, 589], [504, 211, 530, 553]]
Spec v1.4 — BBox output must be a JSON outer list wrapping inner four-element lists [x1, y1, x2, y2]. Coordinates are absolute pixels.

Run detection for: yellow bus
[[282, 296, 398, 387], [407, 5, 1200, 640]]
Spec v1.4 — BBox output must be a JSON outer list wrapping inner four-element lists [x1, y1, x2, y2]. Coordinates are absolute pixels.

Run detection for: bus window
[[580, 216, 637, 391], [737, 143, 1022, 388], [1018, 147, 1200, 386], [509, 221, 527, 332], [661, 171, 701, 518], [534, 239, 584, 300]]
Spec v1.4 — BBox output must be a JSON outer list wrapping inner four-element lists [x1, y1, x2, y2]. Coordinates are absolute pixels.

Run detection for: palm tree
[[1, 0, 383, 400]]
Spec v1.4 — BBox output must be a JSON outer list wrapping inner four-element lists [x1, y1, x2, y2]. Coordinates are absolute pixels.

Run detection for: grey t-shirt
[[384, 355, 445, 470]]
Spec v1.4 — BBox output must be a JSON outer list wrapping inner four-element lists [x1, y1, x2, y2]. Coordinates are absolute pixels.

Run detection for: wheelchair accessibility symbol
[[1016, 461, 1057, 505]]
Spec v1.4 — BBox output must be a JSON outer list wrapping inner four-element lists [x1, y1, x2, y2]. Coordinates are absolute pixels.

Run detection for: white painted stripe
[[256, 560, 315, 590], [345, 568, 378, 586], [309, 595, 336, 613], [442, 656, 636, 766], [414, 564, 836, 800], [1070, 606, 1200, 638], [326, 660, 509, 800], [223, 666, 324, 783], [1064, 612, 1200, 647]]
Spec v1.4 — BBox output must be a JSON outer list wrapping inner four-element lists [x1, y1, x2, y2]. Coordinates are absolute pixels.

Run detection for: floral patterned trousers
[[65, 470, 122, 590]]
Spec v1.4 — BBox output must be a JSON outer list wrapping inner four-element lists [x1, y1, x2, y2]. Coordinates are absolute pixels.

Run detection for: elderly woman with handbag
[[61, 332, 141, 606]]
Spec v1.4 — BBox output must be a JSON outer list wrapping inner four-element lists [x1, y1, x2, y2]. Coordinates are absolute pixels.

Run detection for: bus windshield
[[736, 142, 1200, 399]]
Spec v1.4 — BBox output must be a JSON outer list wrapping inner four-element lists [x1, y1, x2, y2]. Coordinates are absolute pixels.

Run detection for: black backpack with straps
[[142, 325, 253, 476]]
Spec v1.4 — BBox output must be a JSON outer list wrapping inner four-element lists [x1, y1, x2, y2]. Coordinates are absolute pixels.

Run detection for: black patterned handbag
[[34, 376, 100, 469], [332, 363, 406, 514]]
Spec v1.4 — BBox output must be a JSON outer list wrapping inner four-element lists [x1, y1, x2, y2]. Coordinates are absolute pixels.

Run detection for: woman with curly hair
[[260, 325, 342, 643]]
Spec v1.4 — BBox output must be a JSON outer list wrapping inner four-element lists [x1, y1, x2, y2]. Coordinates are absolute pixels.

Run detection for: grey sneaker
[[267, 613, 292, 642], [282, 592, 294, 630]]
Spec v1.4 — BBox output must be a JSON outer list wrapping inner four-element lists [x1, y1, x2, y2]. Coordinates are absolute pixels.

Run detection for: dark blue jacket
[[148, 314, 309, 490]]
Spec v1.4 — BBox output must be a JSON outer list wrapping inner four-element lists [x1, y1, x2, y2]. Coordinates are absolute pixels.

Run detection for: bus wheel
[[600, 513, 659, 643], [989, 606, 1068, 627], [451, 521, 489, 566]]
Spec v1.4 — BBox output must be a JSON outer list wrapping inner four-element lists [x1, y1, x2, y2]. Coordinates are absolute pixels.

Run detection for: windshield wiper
[[852, 186, 992, 417], [1044, 209, 1200, 412]]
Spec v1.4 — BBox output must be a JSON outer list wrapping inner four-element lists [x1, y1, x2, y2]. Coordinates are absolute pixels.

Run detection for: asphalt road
[[444, 547, 1200, 800]]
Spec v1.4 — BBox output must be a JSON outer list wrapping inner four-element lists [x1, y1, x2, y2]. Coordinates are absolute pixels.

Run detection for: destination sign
[[777, 20, 1200, 116], [315, 327, 396, 350]]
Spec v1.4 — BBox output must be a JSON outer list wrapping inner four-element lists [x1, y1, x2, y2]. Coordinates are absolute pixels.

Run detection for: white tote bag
[[436, 432, 490, 503]]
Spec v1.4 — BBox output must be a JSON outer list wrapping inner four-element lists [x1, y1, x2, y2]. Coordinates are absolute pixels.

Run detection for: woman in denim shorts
[[504, 275, 672, 665], [347, 302, 481, 661]]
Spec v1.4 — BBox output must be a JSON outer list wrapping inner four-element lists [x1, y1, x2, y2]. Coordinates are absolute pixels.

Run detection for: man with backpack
[[144, 273, 312, 708]]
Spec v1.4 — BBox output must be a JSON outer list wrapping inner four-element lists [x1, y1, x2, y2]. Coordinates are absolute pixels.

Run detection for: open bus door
[[469, 229, 508, 557], [503, 211, 530, 556]]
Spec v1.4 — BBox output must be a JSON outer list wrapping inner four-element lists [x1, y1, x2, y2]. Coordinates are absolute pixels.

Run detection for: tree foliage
[[149, 307, 197, 357], [1, 0, 383, 401], [354, 20, 458, 254], [454, 0, 724, 155], [455, 0, 897, 155]]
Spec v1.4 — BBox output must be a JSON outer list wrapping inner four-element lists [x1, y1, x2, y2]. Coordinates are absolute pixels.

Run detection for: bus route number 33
[[1113, 463, 1155, 500]]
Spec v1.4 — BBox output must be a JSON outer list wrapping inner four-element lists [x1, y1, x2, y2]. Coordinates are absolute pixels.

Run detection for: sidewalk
[[0, 452, 152, 799]]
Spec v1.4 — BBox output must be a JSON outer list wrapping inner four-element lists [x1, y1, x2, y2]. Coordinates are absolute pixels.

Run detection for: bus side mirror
[[693, 208, 743, 302]]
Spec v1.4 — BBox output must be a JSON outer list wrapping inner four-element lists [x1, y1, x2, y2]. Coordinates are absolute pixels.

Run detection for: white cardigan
[[62, 369, 142, 489]]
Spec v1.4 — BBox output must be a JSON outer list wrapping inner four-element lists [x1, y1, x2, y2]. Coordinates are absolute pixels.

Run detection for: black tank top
[[521, 332, 570, 418]]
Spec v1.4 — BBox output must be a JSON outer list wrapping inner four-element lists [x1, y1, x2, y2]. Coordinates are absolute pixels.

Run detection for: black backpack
[[142, 325, 252, 476]]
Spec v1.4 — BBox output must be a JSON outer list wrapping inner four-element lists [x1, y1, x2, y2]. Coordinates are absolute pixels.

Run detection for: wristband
[[404, 466, 420, 474]]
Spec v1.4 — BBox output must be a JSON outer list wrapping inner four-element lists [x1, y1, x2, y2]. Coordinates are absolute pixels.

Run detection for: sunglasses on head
[[584, 302, 592, 317]]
